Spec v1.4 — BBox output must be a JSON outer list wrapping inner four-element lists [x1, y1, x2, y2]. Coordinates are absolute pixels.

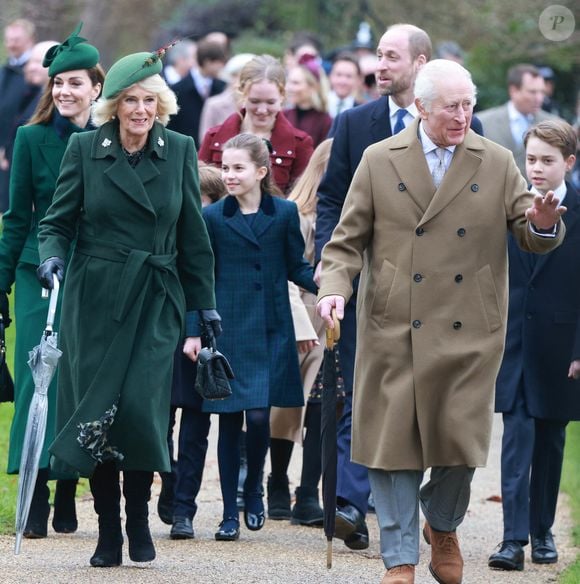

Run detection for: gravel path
[[0, 413, 575, 583]]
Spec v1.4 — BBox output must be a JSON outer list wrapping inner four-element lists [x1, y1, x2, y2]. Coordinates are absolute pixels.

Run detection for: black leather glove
[[199, 309, 222, 338], [0, 290, 11, 328], [36, 257, 65, 290]]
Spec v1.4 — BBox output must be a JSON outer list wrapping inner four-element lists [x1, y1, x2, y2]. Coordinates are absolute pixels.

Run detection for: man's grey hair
[[414, 59, 477, 112]]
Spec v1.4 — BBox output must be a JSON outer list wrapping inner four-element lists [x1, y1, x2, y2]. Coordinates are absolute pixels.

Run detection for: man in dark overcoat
[[168, 39, 226, 147]]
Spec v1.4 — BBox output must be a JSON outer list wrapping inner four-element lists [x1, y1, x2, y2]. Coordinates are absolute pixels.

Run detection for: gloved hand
[[199, 309, 222, 338], [0, 290, 11, 328], [36, 257, 65, 290]]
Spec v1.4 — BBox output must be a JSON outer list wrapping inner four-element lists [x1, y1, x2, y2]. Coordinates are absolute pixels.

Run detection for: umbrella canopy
[[15, 277, 61, 555], [321, 310, 340, 568]]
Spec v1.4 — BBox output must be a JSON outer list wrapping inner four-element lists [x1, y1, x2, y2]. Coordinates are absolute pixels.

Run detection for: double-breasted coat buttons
[[412, 320, 422, 329], [457, 228, 466, 237]]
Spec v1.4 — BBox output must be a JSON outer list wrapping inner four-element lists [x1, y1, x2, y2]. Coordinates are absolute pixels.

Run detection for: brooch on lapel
[[157, 137, 164, 147], [101, 138, 112, 148]]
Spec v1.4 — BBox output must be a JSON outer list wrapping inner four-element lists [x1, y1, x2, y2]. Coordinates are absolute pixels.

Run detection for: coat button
[[275, 157, 282, 164], [471, 184, 479, 192], [454, 274, 463, 283], [413, 273, 423, 282], [457, 228, 466, 237], [214, 142, 220, 147], [412, 319, 422, 329], [415, 227, 425, 236], [254, 263, 261, 271], [526, 312, 532, 320], [255, 283, 262, 291], [272, 150, 277, 154], [398, 183, 406, 191], [287, 150, 293, 155], [453, 321, 462, 330]]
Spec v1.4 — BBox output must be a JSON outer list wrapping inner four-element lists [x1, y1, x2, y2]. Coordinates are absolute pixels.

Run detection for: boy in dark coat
[[489, 119, 580, 571]]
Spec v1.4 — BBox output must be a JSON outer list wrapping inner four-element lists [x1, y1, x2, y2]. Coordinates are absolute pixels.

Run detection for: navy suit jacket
[[315, 97, 483, 260], [167, 73, 226, 147], [495, 183, 580, 420]]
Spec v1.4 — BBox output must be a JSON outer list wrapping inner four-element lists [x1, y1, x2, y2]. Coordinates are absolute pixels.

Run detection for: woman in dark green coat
[[0, 25, 104, 539], [37, 50, 216, 568]]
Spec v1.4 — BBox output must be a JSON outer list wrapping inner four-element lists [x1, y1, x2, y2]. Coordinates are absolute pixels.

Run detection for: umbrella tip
[[14, 532, 22, 555]]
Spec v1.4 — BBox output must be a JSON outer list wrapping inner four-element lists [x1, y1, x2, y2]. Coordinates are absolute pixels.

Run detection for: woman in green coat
[[37, 50, 216, 568], [0, 25, 104, 539]]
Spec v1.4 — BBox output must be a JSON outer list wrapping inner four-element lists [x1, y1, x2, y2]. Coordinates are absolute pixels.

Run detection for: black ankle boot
[[157, 470, 174, 525], [124, 470, 156, 562], [52, 478, 78, 533], [291, 486, 323, 526], [267, 474, 291, 520], [24, 468, 50, 538], [89, 463, 123, 568]]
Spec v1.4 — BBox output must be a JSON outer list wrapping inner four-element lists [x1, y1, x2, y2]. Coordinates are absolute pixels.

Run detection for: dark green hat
[[43, 22, 99, 77], [102, 51, 165, 99]]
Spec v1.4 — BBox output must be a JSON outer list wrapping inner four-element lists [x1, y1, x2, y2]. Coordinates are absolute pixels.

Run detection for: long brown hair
[[223, 133, 282, 197], [27, 64, 105, 126], [288, 138, 332, 215]]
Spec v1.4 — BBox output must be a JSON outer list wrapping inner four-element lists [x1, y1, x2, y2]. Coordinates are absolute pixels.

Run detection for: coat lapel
[[222, 194, 276, 247], [38, 129, 66, 182], [369, 97, 392, 143], [94, 122, 168, 214], [223, 195, 260, 247], [420, 132, 484, 225], [390, 128, 434, 214]]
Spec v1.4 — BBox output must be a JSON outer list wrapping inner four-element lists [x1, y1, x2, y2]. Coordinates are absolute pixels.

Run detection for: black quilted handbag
[[194, 326, 234, 401], [0, 315, 14, 403]]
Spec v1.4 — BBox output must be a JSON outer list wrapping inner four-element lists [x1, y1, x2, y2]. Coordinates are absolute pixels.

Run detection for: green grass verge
[[560, 421, 580, 582]]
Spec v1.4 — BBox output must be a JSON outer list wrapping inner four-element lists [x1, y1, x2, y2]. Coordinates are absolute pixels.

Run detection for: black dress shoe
[[215, 518, 240, 541], [334, 503, 369, 550], [488, 540, 524, 571], [532, 531, 558, 564], [170, 516, 194, 540]]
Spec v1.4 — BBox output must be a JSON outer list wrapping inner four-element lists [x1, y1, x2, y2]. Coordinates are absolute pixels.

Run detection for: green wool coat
[[38, 120, 215, 477], [0, 121, 73, 475]]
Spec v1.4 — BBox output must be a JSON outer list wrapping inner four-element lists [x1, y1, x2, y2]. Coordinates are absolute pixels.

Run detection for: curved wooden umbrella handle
[[325, 308, 341, 349]]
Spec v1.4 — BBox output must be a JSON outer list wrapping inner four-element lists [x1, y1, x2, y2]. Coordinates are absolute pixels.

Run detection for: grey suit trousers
[[369, 466, 475, 568]]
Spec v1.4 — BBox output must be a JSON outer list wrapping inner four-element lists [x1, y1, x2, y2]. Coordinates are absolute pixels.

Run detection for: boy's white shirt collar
[[530, 181, 567, 206]]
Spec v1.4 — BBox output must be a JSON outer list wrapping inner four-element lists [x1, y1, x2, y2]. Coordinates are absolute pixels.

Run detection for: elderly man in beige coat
[[317, 60, 565, 584]]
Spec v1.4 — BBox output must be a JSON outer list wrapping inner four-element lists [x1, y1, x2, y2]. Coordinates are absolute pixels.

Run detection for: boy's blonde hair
[[198, 163, 227, 204]]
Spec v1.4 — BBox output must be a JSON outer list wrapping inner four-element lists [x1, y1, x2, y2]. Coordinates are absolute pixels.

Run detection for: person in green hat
[[0, 23, 104, 540], [36, 47, 217, 568]]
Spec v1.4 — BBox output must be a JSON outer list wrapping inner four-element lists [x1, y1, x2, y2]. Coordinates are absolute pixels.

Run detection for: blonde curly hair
[[92, 73, 178, 127]]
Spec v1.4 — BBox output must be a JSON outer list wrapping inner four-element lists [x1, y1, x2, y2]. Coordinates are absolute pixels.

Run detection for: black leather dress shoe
[[170, 516, 194, 540], [488, 540, 524, 571], [532, 531, 558, 564], [334, 504, 369, 550], [215, 518, 240, 541]]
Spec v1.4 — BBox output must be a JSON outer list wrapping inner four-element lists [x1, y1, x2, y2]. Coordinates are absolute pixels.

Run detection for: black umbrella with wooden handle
[[321, 308, 340, 568]]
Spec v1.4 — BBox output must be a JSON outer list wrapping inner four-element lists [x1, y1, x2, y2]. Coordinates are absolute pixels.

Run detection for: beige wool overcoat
[[318, 119, 564, 471]]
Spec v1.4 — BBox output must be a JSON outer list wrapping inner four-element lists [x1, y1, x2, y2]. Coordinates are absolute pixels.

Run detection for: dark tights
[[218, 408, 270, 518]]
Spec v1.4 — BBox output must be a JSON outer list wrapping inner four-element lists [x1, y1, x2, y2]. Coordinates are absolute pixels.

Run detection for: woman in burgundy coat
[[199, 55, 313, 194], [284, 53, 332, 148]]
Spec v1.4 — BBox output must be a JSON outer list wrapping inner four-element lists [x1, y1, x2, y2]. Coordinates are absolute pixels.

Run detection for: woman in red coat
[[199, 55, 313, 194]]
